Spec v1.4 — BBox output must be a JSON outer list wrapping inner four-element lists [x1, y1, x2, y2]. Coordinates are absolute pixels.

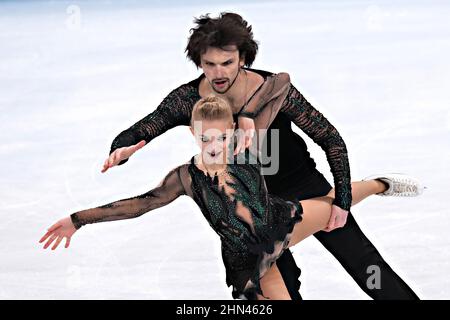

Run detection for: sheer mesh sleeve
[[70, 165, 187, 229], [109, 84, 196, 165], [279, 84, 352, 211]]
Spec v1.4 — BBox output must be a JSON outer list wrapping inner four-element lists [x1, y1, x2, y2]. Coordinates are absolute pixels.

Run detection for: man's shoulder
[[245, 67, 275, 79], [247, 68, 292, 87], [163, 76, 200, 100]]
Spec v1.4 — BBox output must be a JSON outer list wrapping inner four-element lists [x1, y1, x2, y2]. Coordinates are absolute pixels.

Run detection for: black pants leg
[[312, 213, 419, 299], [272, 171, 419, 300], [275, 249, 303, 300]]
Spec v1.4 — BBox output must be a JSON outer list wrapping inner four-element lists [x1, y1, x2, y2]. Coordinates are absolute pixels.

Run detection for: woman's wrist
[[69, 213, 82, 230]]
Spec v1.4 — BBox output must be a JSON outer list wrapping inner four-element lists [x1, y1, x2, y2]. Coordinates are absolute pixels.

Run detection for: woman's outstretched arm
[[39, 165, 186, 250]]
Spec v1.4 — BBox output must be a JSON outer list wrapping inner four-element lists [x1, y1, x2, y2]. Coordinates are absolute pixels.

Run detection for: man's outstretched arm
[[103, 85, 195, 170]]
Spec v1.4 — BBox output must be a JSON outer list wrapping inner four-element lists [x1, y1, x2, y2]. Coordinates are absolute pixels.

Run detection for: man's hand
[[234, 117, 255, 155], [322, 205, 349, 232], [101, 140, 146, 173]]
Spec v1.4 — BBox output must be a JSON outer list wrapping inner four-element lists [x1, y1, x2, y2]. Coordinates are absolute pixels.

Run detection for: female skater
[[39, 93, 422, 300]]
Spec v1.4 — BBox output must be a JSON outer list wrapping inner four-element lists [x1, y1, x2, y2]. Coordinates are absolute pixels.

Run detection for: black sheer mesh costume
[[70, 148, 303, 300]]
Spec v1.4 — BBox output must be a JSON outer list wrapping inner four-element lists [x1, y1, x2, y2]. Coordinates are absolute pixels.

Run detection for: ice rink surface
[[0, 0, 449, 299]]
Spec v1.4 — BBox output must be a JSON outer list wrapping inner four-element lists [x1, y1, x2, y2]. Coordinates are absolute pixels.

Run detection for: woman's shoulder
[[161, 159, 193, 179], [177, 158, 194, 170], [164, 159, 195, 197]]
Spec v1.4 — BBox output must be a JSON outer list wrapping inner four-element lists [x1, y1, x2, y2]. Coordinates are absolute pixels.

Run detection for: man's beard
[[210, 68, 241, 94]]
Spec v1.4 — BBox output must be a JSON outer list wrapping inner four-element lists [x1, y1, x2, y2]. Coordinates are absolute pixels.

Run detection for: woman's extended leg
[[257, 179, 387, 300], [288, 179, 386, 248], [257, 263, 292, 300], [326, 179, 387, 206]]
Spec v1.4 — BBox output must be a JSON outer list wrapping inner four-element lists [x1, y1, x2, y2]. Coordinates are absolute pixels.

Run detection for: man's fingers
[[52, 236, 63, 250], [326, 215, 337, 231], [112, 152, 119, 166], [337, 215, 347, 228], [335, 218, 343, 229], [108, 152, 119, 167], [234, 138, 244, 155], [244, 132, 254, 148], [107, 154, 114, 167], [242, 129, 255, 149], [239, 133, 247, 152], [105, 141, 144, 170], [132, 140, 146, 152], [109, 152, 118, 167], [334, 214, 341, 227], [243, 135, 250, 149], [101, 158, 109, 173], [234, 136, 244, 155]]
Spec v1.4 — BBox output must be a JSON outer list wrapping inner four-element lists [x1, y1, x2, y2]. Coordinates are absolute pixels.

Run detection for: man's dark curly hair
[[185, 12, 259, 68]]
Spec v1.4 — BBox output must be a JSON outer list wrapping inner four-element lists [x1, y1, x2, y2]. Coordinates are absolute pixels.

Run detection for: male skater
[[101, 12, 418, 300]]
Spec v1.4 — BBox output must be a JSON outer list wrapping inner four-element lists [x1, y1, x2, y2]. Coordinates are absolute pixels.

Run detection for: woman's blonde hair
[[190, 95, 233, 127]]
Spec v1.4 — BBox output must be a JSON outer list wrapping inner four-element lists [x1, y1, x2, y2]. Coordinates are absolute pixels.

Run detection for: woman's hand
[[101, 140, 146, 173], [39, 216, 77, 250], [234, 116, 255, 155]]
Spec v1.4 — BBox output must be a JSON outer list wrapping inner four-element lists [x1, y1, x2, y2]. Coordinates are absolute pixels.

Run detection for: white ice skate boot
[[362, 173, 425, 197]]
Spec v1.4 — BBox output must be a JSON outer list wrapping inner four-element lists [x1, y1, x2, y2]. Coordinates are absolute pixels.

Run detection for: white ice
[[0, 0, 449, 299]]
